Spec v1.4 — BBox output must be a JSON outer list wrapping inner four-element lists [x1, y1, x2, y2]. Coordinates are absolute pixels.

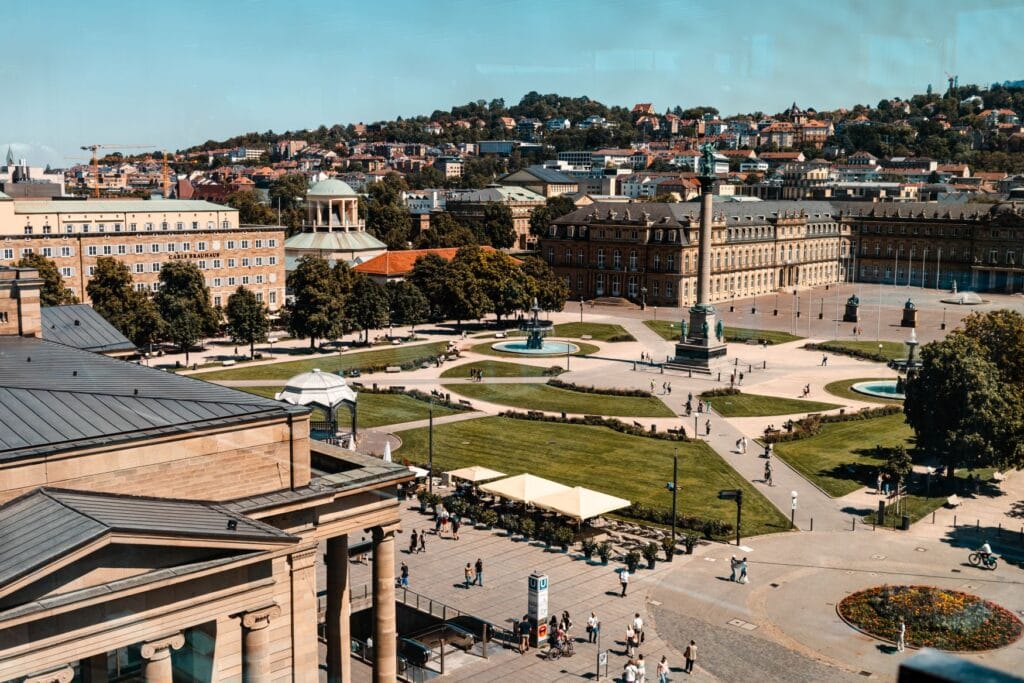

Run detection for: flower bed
[[838, 585, 1022, 652]]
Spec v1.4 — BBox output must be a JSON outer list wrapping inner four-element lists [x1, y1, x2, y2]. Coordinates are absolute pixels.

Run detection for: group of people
[[729, 556, 749, 583], [434, 506, 462, 540], [684, 397, 712, 417], [728, 371, 744, 388], [468, 368, 485, 382], [735, 436, 748, 454], [407, 528, 427, 554], [462, 558, 484, 588]]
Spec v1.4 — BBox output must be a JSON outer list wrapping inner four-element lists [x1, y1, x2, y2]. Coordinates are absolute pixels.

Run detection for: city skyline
[[3, 0, 1023, 164]]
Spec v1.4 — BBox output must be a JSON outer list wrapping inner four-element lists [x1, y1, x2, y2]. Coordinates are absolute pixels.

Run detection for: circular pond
[[491, 340, 579, 355], [851, 380, 904, 400]]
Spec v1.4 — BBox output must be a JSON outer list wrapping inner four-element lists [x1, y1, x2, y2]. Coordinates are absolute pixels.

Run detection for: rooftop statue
[[904, 298, 916, 310]]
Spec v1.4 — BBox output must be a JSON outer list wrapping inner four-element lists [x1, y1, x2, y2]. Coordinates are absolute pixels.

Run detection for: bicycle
[[545, 638, 575, 660], [968, 552, 998, 570]]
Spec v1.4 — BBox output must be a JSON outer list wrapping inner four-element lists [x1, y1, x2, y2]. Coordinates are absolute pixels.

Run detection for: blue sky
[[3, 0, 1023, 165]]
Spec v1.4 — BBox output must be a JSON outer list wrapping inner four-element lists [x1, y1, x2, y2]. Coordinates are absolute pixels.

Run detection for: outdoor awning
[[408, 465, 430, 478], [446, 465, 507, 483], [532, 486, 631, 521], [479, 474, 570, 504]]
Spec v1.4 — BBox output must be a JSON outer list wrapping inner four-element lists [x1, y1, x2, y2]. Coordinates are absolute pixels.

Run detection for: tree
[[122, 290, 164, 349], [87, 257, 163, 347], [414, 212, 477, 249], [529, 195, 576, 236], [476, 249, 529, 322], [155, 261, 220, 363], [268, 173, 308, 212], [520, 255, 568, 312], [15, 253, 77, 306], [904, 312, 1024, 478], [409, 253, 449, 320], [477, 203, 516, 248], [226, 189, 276, 225], [287, 255, 347, 348], [225, 286, 270, 357], [346, 275, 389, 342], [387, 280, 429, 333], [368, 202, 413, 249], [439, 259, 488, 329]]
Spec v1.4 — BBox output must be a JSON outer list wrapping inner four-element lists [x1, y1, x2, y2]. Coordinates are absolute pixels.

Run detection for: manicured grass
[[195, 342, 449, 381], [236, 386, 460, 428], [442, 383, 675, 417], [824, 378, 903, 405], [394, 416, 790, 537], [810, 340, 907, 362], [702, 392, 840, 417], [772, 413, 915, 497], [512, 322, 634, 342], [440, 360, 560, 378], [469, 340, 600, 358], [864, 467, 996, 526], [644, 320, 803, 344]]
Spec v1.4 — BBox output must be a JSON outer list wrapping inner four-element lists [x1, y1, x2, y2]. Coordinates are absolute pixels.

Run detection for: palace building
[[0, 266, 409, 681], [0, 192, 286, 310]]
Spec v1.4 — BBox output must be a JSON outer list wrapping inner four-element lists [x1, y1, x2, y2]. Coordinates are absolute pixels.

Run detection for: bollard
[[717, 372, 721, 382], [810, 517, 813, 532], [482, 623, 489, 659], [735, 358, 738, 366], [851, 517, 856, 531], [633, 362, 636, 371], [998, 523, 1002, 537], [763, 360, 766, 369], [932, 511, 936, 524], [953, 514, 957, 528], [661, 366, 664, 374], [688, 369, 692, 378], [977, 519, 980, 532], [749, 364, 752, 373]]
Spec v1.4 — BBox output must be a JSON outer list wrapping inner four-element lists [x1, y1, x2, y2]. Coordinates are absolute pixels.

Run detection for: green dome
[[307, 178, 358, 198]]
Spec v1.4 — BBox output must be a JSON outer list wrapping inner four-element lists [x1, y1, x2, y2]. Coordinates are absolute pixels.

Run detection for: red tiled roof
[[353, 246, 516, 277]]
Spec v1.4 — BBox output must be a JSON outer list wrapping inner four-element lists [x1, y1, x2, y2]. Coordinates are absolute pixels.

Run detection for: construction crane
[[80, 144, 153, 197]]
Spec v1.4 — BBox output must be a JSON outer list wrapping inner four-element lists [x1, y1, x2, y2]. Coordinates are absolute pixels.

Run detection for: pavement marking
[[703, 557, 717, 562], [870, 554, 886, 560], [914, 547, 928, 552], [648, 600, 663, 606], [738, 545, 754, 552]]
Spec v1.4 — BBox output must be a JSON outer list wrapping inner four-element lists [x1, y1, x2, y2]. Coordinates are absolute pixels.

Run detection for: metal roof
[[0, 487, 295, 590], [13, 199, 235, 215], [0, 336, 307, 462], [284, 230, 387, 252], [307, 178, 357, 197], [518, 165, 578, 184], [40, 304, 136, 353]]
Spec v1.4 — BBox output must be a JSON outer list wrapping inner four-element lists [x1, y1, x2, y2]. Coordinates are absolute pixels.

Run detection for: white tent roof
[[532, 486, 631, 520], [480, 474, 570, 504], [275, 368, 357, 409], [446, 465, 506, 483], [408, 465, 430, 478]]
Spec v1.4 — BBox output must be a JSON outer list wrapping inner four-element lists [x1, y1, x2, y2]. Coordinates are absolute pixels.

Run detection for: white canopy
[[408, 465, 430, 478], [480, 474, 570, 504], [532, 486, 631, 521], [446, 465, 506, 483], [275, 368, 357, 409]]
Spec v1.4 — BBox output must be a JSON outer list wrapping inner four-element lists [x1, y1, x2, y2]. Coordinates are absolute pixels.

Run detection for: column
[[697, 177, 714, 307], [80, 653, 108, 683], [140, 633, 184, 683], [371, 525, 399, 683], [23, 666, 74, 683], [290, 546, 320, 673], [242, 604, 281, 683], [326, 534, 352, 683]]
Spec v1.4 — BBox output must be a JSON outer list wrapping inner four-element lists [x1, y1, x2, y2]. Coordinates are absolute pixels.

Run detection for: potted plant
[[642, 542, 659, 570], [479, 509, 498, 529], [625, 550, 641, 573], [683, 532, 700, 555], [554, 526, 574, 552], [426, 492, 442, 515], [520, 518, 536, 540], [661, 536, 677, 562], [597, 541, 612, 565], [581, 538, 598, 560], [538, 521, 556, 548], [502, 513, 520, 537], [466, 504, 482, 526], [417, 490, 428, 513]]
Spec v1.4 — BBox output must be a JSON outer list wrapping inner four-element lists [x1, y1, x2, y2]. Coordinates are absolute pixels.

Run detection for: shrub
[[683, 532, 701, 554], [625, 550, 641, 572], [519, 518, 536, 539], [479, 509, 498, 528], [443, 496, 468, 517], [554, 526, 575, 550], [641, 542, 659, 568], [607, 333, 636, 342], [700, 387, 741, 398], [581, 538, 598, 558], [804, 341, 888, 363], [661, 536, 676, 561], [501, 513, 520, 534], [547, 378, 652, 397], [538, 521, 556, 546], [597, 541, 612, 563], [543, 365, 564, 376], [763, 405, 903, 444]]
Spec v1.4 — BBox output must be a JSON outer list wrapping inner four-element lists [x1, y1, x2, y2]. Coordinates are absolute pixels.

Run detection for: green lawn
[[195, 342, 449, 381], [864, 467, 996, 526], [702, 392, 840, 417], [440, 360, 559, 378], [824, 378, 904, 405], [235, 386, 460, 428], [810, 340, 907, 362], [772, 413, 915, 497], [443, 383, 675, 417], [394, 416, 790, 537], [470, 340, 600, 358], [512, 322, 634, 342], [644, 320, 803, 345]]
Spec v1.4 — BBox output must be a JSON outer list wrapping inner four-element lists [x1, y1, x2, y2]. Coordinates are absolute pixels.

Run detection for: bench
[[745, 339, 758, 345], [385, 366, 402, 373], [946, 494, 962, 508], [221, 360, 236, 367], [458, 399, 473, 408], [581, 334, 592, 340], [494, 332, 507, 339], [391, 340, 402, 345]]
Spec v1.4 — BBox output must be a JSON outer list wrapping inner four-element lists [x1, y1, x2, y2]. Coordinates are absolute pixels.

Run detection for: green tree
[[520, 255, 568, 312], [368, 202, 413, 249], [346, 275, 390, 342], [414, 212, 477, 248], [268, 173, 308, 212], [476, 249, 529, 322], [225, 286, 270, 357], [87, 257, 164, 347], [226, 189, 276, 225], [477, 203, 516, 248], [286, 255, 347, 348], [439, 259, 488, 329], [122, 291, 164, 350], [155, 261, 220, 363], [15, 253, 77, 306], [529, 195, 576, 236], [387, 280, 430, 333], [408, 253, 449, 320]]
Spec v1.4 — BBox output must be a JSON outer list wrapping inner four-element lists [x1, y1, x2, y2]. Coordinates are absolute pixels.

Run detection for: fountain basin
[[851, 380, 904, 400], [491, 340, 580, 355]]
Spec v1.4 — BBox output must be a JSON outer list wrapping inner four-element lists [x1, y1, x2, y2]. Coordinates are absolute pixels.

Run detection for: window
[[145, 222, 154, 231], [192, 221, 199, 230], [151, 243, 160, 253], [98, 224, 106, 233], [268, 239, 277, 247], [653, 254, 660, 271], [135, 244, 144, 254], [42, 247, 53, 257], [134, 283, 146, 292], [87, 246, 98, 256], [612, 250, 621, 268], [198, 241, 207, 251], [182, 243, 190, 252], [228, 277, 236, 286], [130, 223, 138, 232], [151, 263, 161, 272], [23, 226, 32, 235], [268, 256, 276, 266], [151, 282, 160, 292], [227, 258, 236, 268], [102, 245, 112, 255], [1007, 250, 1016, 265], [596, 249, 605, 268], [564, 248, 572, 265], [87, 266, 95, 276], [255, 239, 262, 248], [227, 241, 236, 250], [547, 248, 554, 264], [269, 291, 277, 304], [213, 277, 222, 287], [665, 282, 673, 298], [667, 254, 675, 272], [65, 225, 74, 234], [42, 225, 52, 235], [241, 257, 250, 267], [255, 291, 263, 302], [198, 261, 207, 270], [214, 296, 222, 307], [117, 245, 126, 255], [207, 221, 214, 229], [221, 220, 230, 229], [628, 250, 637, 271], [213, 259, 222, 268], [990, 249, 998, 264], [60, 267, 73, 277], [2, 249, 12, 260], [577, 249, 584, 266], [135, 264, 145, 273], [167, 243, 176, 253], [240, 240, 249, 249], [256, 275, 264, 284], [596, 274, 604, 295], [61, 246, 72, 257]]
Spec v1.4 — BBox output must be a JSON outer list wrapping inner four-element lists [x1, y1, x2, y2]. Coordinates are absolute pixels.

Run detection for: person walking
[[560, 610, 572, 637], [684, 640, 697, 674], [625, 623, 637, 657], [518, 615, 531, 654], [451, 515, 461, 540], [409, 529, 418, 554], [418, 531, 426, 553], [623, 658, 639, 683], [633, 613, 645, 644], [474, 557, 483, 586], [619, 568, 630, 597], [705, 418, 712, 436], [667, 382, 672, 395], [897, 619, 906, 652], [739, 557, 748, 584], [637, 654, 647, 683], [587, 611, 599, 643], [821, 354, 828, 366], [729, 555, 738, 582], [650, 380, 655, 393], [741, 436, 747, 453], [400, 562, 409, 588], [764, 461, 773, 486], [463, 562, 473, 588], [657, 655, 670, 683]]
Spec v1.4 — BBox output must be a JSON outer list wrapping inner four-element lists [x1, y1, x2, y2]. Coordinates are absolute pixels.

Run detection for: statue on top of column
[[699, 142, 718, 179]]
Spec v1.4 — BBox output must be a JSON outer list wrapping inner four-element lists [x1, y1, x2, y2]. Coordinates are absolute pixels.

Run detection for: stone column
[[696, 177, 714, 307], [81, 653, 108, 683], [290, 546, 320, 673], [23, 666, 74, 683], [326, 534, 352, 683], [242, 604, 281, 683], [140, 633, 184, 683], [371, 525, 399, 683]]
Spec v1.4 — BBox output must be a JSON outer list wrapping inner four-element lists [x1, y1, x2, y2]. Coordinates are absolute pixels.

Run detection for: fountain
[[491, 298, 580, 356], [852, 329, 920, 400]]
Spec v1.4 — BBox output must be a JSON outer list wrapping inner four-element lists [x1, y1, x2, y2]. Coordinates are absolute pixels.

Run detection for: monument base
[[666, 305, 727, 372]]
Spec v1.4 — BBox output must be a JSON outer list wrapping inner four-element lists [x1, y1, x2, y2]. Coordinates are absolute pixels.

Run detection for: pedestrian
[[667, 382, 672, 395], [452, 516, 461, 540], [625, 623, 637, 657], [418, 532, 426, 553], [657, 655, 670, 683], [662, 381, 667, 394], [765, 462, 773, 487], [561, 610, 572, 635], [741, 436, 748, 453], [624, 658, 639, 683], [684, 640, 696, 674], [409, 529, 418, 554], [400, 562, 409, 588], [821, 354, 828, 366], [620, 567, 629, 597], [705, 418, 711, 436], [697, 401, 703, 414], [736, 437, 742, 452], [464, 562, 473, 588], [549, 616, 559, 647], [729, 555, 738, 582], [738, 372, 744, 385], [739, 557, 748, 584], [435, 513, 443, 536], [687, 391, 693, 403], [474, 557, 483, 586], [587, 611, 599, 643], [897, 619, 906, 652], [650, 380, 655, 393], [518, 615, 531, 654], [633, 612, 645, 644], [637, 654, 647, 683], [876, 472, 883, 495]]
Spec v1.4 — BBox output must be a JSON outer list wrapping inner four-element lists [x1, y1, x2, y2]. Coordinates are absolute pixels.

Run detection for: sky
[[3, 0, 1024, 165]]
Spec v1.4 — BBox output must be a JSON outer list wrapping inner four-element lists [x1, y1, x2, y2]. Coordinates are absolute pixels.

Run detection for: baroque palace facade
[[541, 200, 1024, 306], [0, 193, 286, 310]]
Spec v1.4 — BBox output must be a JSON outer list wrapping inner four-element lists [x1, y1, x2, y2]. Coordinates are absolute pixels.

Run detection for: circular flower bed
[[838, 585, 1023, 652]]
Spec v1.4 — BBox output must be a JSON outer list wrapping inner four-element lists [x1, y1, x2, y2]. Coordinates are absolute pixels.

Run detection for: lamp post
[[579, 296, 584, 324], [790, 490, 798, 529], [666, 449, 679, 546], [641, 286, 647, 311], [388, 309, 394, 339], [941, 307, 947, 331], [428, 397, 434, 493]]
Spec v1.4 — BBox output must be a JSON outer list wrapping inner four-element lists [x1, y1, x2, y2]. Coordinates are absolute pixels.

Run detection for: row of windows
[[4, 247, 277, 270], [23, 220, 233, 235], [554, 222, 840, 242], [551, 242, 841, 269], [856, 223, 957, 238]]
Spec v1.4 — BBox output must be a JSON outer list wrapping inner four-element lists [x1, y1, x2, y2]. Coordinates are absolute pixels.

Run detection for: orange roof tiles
[[353, 246, 517, 277]]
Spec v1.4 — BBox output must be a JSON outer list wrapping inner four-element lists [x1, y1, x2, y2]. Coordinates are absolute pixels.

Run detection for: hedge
[[700, 387, 741, 398], [498, 409, 689, 441], [804, 342, 887, 363], [623, 503, 733, 539], [546, 378, 653, 398], [350, 384, 472, 412]]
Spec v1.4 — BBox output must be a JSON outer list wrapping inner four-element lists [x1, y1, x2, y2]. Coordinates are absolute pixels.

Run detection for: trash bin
[[901, 515, 910, 531]]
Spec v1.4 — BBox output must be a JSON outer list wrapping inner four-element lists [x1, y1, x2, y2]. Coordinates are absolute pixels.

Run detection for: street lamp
[[579, 296, 584, 324], [428, 397, 434, 493], [790, 490, 798, 529], [388, 309, 394, 339], [666, 449, 679, 546], [640, 286, 647, 311]]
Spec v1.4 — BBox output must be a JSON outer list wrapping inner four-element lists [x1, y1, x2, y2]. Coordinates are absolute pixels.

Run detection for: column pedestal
[[326, 535, 352, 683], [242, 605, 281, 683], [140, 633, 184, 683], [372, 525, 398, 683]]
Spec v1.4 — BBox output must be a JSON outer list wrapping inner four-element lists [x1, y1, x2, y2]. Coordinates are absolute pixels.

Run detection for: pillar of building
[[326, 534, 352, 683], [371, 525, 399, 683], [80, 653, 108, 683], [140, 633, 184, 683], [290, 546, 320, 673], [242, 604, 281, 683], [23, 666, 74, 683]]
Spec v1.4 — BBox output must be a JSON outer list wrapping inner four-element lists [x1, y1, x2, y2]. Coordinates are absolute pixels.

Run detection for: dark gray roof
[[553, 200, 840, 228], [40, 304, 136, 354], [830, 201, 994, 220], [520, 165, 578, 184], [0, 336, 307, 462], [0, 488, 295, 589]]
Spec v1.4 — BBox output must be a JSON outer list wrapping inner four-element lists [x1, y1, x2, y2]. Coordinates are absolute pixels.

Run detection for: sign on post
[[528, 571, 549, 648]]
